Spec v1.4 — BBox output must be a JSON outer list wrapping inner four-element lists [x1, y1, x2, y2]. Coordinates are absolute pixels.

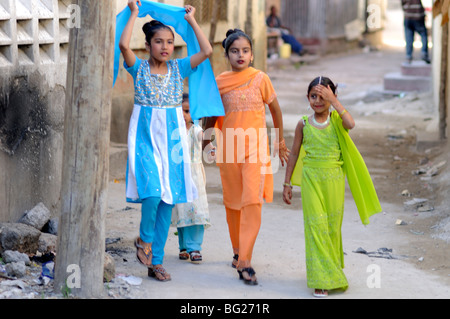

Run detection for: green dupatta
[[291, 111, 382, 225]]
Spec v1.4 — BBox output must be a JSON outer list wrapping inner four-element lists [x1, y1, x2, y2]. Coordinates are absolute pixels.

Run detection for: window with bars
[[185, 0, 227, 24], [0, 0, 71, 67]]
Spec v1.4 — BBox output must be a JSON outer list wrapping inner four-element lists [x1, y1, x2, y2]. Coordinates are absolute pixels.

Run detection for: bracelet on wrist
[[339, 109, 347, 117], [283, 183, 292, 189]]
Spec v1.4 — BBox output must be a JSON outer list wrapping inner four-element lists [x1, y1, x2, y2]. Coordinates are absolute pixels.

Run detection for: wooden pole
[[439, 21, 448, 140], [54, 0, 116, 298]]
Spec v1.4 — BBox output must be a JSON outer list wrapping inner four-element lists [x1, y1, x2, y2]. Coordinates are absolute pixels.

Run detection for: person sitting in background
[[266, 6, 304, 56]]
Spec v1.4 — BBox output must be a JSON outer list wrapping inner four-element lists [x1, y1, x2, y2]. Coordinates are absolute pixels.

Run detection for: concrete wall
[[0, 0, 69, 222]]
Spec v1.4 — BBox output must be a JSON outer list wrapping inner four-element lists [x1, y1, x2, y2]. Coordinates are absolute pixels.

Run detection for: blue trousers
[[404, 18, 429, 60], [140, 197, 174, 265], [281, 33, 303, 54], [177, 225, 204, 253]]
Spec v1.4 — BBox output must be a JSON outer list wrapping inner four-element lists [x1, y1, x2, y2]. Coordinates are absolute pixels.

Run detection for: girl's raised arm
[[119, 0, 141, 68], [184, 5, 213, 69]]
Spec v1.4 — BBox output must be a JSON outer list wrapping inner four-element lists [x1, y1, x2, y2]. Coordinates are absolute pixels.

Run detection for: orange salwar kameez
[[215, 67, 277, 267]]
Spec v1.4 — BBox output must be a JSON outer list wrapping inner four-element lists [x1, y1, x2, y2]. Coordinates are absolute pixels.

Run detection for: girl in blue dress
[[119, 0, 212, 281]]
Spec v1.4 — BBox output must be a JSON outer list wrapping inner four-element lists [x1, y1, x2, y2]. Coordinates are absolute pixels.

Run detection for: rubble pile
[[0, 203, 58, 298]]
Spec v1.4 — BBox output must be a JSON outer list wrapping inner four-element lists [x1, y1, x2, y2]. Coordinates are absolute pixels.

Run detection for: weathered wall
[[0, 0, 68, 222], [1, 0, 269, 222]]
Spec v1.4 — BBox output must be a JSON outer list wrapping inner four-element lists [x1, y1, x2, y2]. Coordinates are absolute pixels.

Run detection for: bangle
[[339, 109, 347, 117], [283, 183, 292, 188]]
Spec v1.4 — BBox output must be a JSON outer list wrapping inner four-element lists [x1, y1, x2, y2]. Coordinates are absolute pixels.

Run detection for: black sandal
[[237, 267, 258, 286], [231, 254, 239, 268], [189, 251, 202, 264]]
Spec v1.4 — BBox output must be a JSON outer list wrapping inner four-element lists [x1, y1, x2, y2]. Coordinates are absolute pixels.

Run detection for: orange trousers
[[226, 203, 262, 268]]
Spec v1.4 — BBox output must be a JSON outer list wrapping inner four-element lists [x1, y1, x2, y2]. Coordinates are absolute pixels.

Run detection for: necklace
[[312, 113, 330, 128], [148, 62, 171, 107]]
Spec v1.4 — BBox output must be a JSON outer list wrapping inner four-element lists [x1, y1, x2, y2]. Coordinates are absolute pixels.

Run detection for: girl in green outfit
[[283, 76, 381, 298]]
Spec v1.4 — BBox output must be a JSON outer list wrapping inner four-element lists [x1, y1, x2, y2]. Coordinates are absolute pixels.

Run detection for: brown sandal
[[179, 250, 189, 260], [134, 237, 152, 267], [148, 265, 171, 282]]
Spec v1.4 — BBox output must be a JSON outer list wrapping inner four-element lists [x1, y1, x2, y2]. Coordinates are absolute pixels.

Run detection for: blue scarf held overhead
[[113, 1, 224, 120]]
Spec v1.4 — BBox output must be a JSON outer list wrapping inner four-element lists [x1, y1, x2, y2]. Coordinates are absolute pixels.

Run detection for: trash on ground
[[353, 247, 397, 259]]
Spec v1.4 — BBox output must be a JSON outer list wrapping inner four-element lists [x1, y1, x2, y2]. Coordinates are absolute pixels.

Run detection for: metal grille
[[282, 0, 367, 39]]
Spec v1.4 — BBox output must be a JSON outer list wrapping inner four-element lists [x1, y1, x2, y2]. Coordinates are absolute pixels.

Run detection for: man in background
[[266, 6, 304, 56], [402, 0, 431, 64]]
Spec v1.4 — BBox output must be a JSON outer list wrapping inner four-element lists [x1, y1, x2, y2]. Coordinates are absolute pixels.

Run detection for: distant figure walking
[[402, 0, 430, 63]]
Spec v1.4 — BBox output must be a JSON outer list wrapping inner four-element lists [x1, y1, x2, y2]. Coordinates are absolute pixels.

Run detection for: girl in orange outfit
[[204, 29, 289, 285]]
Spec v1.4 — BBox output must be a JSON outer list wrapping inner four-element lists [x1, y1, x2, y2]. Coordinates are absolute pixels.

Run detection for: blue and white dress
[[125, 56, 198, 205]]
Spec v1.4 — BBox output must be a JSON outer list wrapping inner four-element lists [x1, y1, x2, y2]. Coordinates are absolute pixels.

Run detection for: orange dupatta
[[214, 67, 265, 130]]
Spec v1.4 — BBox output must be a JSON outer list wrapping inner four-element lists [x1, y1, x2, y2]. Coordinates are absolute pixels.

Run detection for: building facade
[[0, 0, 70, 222]]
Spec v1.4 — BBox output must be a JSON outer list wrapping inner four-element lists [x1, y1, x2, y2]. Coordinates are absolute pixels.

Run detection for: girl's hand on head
[[184, 5, 197, 23], [317, 85, 337, 104], [128, 0, 141, 14]]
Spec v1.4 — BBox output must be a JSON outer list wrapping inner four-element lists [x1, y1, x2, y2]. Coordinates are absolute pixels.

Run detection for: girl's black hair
[[142, 20, 175, 44], [307, 76, 338, 95], [222, 29, 253, 55]]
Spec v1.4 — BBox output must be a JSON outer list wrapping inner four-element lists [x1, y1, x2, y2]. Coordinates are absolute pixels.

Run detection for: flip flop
[[148, 265, 171, 282], [134, 237, 152, 267], [313, 289, 328, 298]]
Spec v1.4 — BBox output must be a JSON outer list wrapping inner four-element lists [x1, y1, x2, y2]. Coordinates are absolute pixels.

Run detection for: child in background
[[282, 76, 381, 297], [172, 93, 212, 264]]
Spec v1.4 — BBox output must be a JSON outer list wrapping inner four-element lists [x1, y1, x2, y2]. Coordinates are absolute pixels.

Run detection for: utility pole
[[439, 21, 448, 140], [54, 0, 116, 298]]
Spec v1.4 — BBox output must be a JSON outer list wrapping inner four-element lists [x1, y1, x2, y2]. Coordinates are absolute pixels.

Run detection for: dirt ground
[[102, 45, 449, 301]]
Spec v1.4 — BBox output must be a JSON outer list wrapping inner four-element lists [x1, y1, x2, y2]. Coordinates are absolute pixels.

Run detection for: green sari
[[291, 112, 381, 290]]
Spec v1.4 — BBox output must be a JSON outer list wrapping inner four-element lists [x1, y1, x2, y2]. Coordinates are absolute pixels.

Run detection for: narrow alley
[[103, 44, 449, 300]]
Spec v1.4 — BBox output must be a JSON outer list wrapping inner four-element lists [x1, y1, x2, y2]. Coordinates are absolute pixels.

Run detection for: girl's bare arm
[[119, 0, 141, 68], [268, 97, 290, 166], [283, 120, 304, 205], [184, 6, 213, 69]]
